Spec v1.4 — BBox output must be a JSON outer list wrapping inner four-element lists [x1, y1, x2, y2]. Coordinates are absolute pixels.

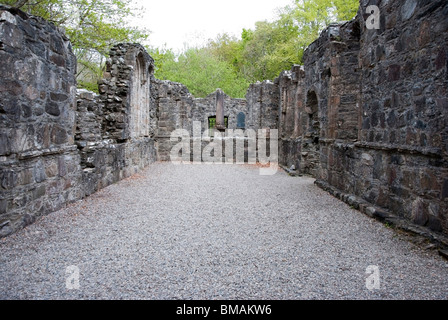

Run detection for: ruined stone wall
[[0, 6, 82, 236], [271, 0, 448, 238], [0, 8, 156, 237], [274, 19, 361, 176], [154, 80, 248, 162], [1, 0, 447, 241], [347, 0, 448, 234], [77, 43, 157, 196], [246, 80, 279, 131]]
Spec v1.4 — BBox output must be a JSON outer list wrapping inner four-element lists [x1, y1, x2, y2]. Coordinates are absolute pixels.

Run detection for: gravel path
[[1, 162, 447, 300]]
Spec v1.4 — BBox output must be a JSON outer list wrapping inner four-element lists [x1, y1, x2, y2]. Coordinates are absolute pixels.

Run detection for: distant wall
[[154, 80, 248, 161]]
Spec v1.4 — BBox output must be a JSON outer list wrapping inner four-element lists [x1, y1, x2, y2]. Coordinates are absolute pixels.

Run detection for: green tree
[[153, 47, 249, 98], [280, 0, 359, 59], [206, 33, 244, 75], [236, 0, 359, 82], [240, 20, 301, 82], [146, 46, 177, 79], [2, 0, 149, 91]]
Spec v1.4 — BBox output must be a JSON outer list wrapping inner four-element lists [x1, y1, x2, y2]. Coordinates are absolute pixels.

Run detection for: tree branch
[[13, 0, 30, 8]]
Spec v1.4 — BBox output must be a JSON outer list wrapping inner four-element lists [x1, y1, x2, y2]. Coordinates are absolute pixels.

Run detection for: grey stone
[[0, 222, 12, 238], [1, 169, 17, 190], [0, 200, 7, 214], [45, 102, 60, 116], [401, 0, 417, 21], [34, 161, 46, 183]]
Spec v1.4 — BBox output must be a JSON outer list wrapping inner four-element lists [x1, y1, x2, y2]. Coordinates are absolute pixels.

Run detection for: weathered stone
[[1, 1, 447, 245], [412, 198, 429, 226], [0, 199, 7, 214], [0, 222, 13, 238], [58, 156, 67, 177], [49, 52, 65, 68], [0, 132, 10, 156], [33, 161, 46, 183], [45, 102, 61, 117], [51, 125, 67, 145], [50, 92, 68, 102], [388, 64, 401, 82], [0, 22, 22, 49], [442, 179, 448, 200], [0, 169, 17, 190], [401, 0, 417, 21]]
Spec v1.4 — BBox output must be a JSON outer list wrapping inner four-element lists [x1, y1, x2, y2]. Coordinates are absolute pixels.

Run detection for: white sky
[[132, 0, 294, 53]]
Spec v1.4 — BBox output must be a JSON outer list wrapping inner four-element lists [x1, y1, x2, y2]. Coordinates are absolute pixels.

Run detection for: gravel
[[1, 162, 447, 300]]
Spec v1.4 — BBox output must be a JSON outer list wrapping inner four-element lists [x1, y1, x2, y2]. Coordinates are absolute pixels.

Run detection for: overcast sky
[[132, 0, 293, 53]]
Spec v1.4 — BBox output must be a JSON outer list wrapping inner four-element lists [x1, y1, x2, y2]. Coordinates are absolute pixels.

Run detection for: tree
[[206, 33, 244, 75], [280, 0, 359, 57], [240, 20, 301, 82], [237, 0, 359, 82], [2, 0, 149, 91], [152, 47, 249, 99]]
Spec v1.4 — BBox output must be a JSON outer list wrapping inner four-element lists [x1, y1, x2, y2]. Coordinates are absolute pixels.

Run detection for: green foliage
[[240, 20, 302, 82], [77, 80, 99, 93], [145, 0, 358, 97], [2, 0, 149, 89], [151, 47, 249, 99], [2, 0, 360, 97], [237, 0, 359, 81], [146, 46, 177, 78]]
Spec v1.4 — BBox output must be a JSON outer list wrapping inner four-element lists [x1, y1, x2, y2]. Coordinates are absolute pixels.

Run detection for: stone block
[[0, 22, 22, 49], [49, 52, 65, 68], [0, 169, 17, 190], [50, 92, 68, 102], [442, 179, 448, 200], [58, 156, 67, 177], [18, 168, 34, 185], [50, 125, 67, 145], [33, 161, 46, 183], [0, 132, 10, 156], [388, 64, 401, 82], [31, 184, 46, 200], [45, 101, 61, 117], [45, 159, 59, 178], [0, 199, 7, 215]]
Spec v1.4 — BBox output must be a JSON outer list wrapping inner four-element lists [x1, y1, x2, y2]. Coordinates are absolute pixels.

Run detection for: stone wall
[[80, 43, 157, 196], [154, 80, 248, 162], [0, 7, 156, 237], [1, 0, 447, 241], [0, 5, 82, 236], [270, 0, 448, 239], [348, 0, 448, 235]]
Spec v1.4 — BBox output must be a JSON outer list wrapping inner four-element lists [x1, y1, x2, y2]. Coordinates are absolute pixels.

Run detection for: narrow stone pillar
[[215, 89, 226, 131]]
